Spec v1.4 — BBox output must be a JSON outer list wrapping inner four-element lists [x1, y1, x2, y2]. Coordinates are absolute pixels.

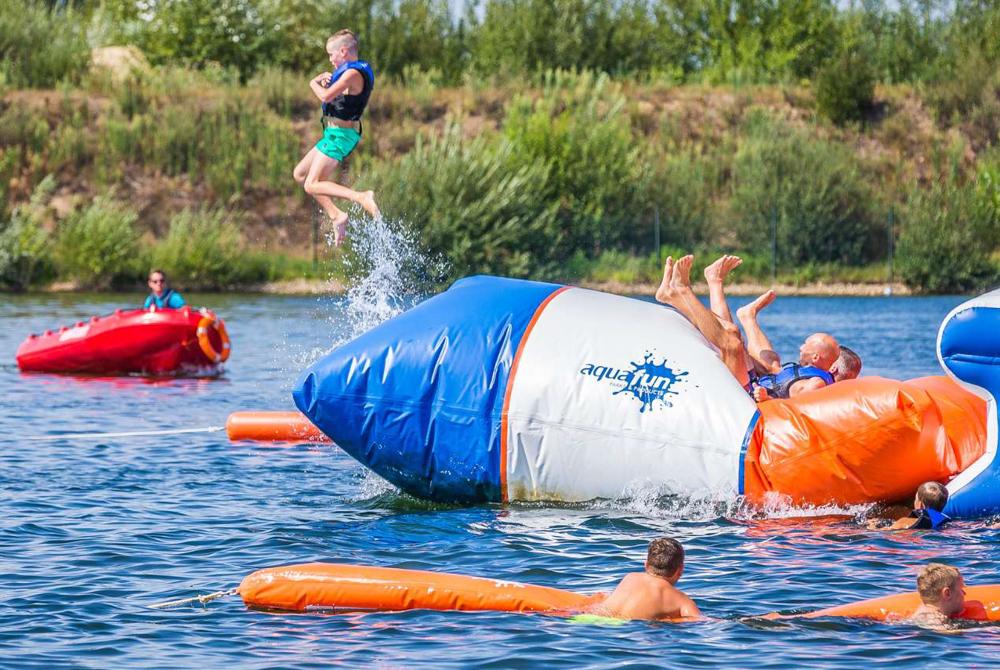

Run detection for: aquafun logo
[[579, 353, 688, 413]]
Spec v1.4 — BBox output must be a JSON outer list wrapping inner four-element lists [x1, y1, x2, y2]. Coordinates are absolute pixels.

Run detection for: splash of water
[[284, 211, 448, 373], [337, 214, 448, 340]]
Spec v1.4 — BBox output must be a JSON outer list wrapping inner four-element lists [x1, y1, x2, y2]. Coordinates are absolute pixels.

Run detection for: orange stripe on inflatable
[[226, 411, 331, 443], [238, 562, 604, 613], [743, 376, 987, 506], [499, 286, 570, 504], [765, 584, 1000, 622]]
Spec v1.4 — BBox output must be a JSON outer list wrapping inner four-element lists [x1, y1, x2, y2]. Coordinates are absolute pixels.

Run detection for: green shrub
[[897, 175, 998, 293], [149, 208, 266, 289], [815, 48, 876, 126], [0, 176, 55, 290], [373, 125, 558, 279], [728, 112, 881, 265], [503, 71, 648, 255], [0, 0, 90, 88], [55, 196, 140, 289], [925, 48, 1000, 148], [248, 66, 314, 117]]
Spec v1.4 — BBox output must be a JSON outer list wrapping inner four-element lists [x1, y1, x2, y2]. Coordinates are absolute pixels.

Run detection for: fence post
[[770, 207, 778, 285], [887, 206, 894, 287], [654, 208, 661, 267], [312, 208, 319, 272]]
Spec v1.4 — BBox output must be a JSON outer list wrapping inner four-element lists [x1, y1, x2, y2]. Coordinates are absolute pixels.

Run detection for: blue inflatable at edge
[[938, 289, 1000, 518]]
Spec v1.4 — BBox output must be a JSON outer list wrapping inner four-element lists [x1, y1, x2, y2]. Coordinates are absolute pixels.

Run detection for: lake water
[[2, 289, 999, 668]]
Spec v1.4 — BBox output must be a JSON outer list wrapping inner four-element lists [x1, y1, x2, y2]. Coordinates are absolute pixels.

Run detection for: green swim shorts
[[316, 126, 361, 161]]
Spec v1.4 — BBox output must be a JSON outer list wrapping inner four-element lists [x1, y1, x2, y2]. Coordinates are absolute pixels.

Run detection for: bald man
[[736, 291, 841, 400]]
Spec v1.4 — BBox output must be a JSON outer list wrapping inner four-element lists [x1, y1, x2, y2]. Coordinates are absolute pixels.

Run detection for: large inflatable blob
[[239, 562, 1000, 622], [293, 277, 1000, 515]]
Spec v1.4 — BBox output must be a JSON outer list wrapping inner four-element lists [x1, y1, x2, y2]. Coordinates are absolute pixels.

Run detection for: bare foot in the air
[[655, 256, 677, 304], [736, 290, 777, 322], [704, 255, 742, 286], [669, 254, 696, 295], [331, 212, 349, 247], [358, 191, 381, 219]]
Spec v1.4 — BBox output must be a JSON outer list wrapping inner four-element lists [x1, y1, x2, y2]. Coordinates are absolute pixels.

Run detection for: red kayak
[[16, 307, 231, 375]]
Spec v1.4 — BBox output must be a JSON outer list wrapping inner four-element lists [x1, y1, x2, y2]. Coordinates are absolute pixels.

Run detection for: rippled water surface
[[2, 290, 999, 668]]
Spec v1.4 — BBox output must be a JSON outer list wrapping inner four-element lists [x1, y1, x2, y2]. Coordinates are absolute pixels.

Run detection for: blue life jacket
[[321, 60, 374, 121], [910, 508, 951, 530], [755, 362, 834, 399], [143, 288, 185, 310]]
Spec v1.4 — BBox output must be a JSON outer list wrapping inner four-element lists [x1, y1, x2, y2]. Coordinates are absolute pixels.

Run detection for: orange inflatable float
[[226, 411, 330, 443], [765, 585, 1000, 622], [742, 375, 988, 508], [238, 563, 603, 613]]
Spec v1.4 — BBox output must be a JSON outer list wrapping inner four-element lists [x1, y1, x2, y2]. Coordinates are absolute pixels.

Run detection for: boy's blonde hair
[[327, 29, 359, 54], [917, 563, 961, 604]]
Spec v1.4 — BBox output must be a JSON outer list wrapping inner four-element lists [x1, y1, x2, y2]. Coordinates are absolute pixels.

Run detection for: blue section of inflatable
[[939, 295, 1000, 518], [293, 275, 561, 503]]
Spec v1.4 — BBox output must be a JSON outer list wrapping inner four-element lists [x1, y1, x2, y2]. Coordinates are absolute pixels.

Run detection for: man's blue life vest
[[143, 288, 185, 310], [322, 60, 374, 121], [910, 508, 951, 530], [755, 362, 834, 399]]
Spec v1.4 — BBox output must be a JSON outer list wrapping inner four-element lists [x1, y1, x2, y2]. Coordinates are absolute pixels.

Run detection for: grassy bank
[[2, 50, 1000, 293]]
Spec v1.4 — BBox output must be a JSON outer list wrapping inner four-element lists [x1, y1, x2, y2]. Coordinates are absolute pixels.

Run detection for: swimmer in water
[[911, 563, 966, 627], [587, 537, 701, 621], [867, 481, 951, 530]]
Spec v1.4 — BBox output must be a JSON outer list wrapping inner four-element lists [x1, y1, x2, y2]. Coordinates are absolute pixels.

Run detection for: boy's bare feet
[[331, 212, 349, 247], [358, 190, 381, 219], [655, 256, 676, 304], [704, 255, 742, 286], [736, 289, 776, 322]]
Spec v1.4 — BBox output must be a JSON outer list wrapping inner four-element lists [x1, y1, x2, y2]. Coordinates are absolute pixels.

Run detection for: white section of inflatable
[[504, 288, 758, 501]]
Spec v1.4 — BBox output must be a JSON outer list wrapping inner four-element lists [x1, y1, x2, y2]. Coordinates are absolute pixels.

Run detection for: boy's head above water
[[915, 481, 949, 511], [326, 29, 359, 66], [645, 537, 684, 583], [917, 563, 966, 617]]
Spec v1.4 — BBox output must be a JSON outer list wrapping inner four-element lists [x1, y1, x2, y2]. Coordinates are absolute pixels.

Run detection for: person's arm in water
[[310, 68, 362, 104]]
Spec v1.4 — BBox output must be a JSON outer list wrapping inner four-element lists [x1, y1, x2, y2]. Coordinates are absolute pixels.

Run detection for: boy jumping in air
[[293, 30, 380, 246]]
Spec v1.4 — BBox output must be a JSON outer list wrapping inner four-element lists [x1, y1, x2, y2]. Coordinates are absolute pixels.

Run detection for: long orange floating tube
[[765, 585, 1000, 622], [226, 411, 331, 443], [238, 563, 603, 613]]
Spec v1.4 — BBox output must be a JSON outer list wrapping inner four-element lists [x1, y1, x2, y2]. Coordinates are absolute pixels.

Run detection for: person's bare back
[[591, 572, 700, 621], [586, 537, 702, 621]]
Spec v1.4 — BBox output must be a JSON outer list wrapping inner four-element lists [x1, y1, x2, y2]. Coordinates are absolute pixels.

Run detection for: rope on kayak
[[150, 588, 238, 609], [33, 426, 226, 441]]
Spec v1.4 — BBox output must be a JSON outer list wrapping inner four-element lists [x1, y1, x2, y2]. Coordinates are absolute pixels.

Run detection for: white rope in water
[[150, 588, 237, 609], [33, 426, 226, 441]]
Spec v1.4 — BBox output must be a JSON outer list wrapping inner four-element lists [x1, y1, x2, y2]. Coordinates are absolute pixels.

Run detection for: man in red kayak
[[143, 269, 186, 310]]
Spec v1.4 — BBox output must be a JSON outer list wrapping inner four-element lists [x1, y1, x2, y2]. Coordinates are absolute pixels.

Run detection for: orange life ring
[[197, 314, 231, 363]]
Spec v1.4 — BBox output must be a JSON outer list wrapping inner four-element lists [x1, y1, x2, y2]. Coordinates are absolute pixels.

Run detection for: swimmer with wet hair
[[912, 563, 966, 626], [587, 537, 702, 621], [868, 481, 951, 530]]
